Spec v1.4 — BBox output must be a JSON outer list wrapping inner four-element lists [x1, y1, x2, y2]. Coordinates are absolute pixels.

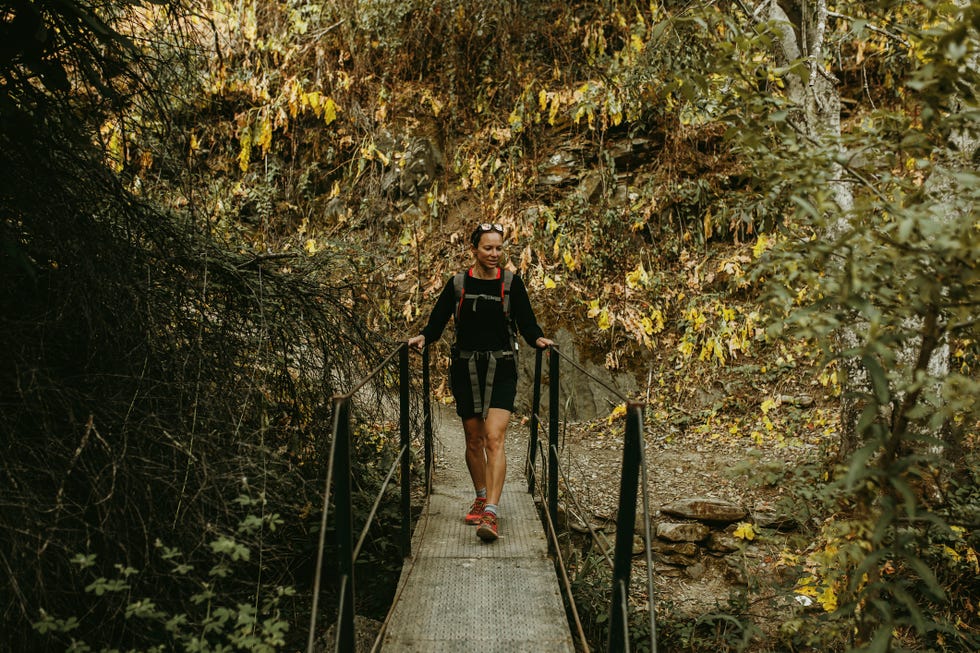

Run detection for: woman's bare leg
[[482, 408, 511, 505], [461, 416, 487, 493]]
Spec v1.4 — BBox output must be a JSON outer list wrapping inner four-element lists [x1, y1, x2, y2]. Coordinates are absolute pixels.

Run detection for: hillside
[[2, 1, 978, 651]]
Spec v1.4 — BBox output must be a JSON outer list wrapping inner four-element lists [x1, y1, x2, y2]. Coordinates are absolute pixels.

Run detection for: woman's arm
[[409, 278, 455, 349], [510, 275, 550, 347]]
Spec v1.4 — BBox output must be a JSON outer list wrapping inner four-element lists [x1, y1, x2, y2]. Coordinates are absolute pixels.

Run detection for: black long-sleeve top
[[420, 270, 545, 351]]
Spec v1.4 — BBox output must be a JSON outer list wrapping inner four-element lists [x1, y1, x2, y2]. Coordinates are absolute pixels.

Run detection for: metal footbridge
[[306, 344, 654, 653]]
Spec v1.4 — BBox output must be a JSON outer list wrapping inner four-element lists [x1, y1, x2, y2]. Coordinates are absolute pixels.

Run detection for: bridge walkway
[[381, 406, 575, 652]]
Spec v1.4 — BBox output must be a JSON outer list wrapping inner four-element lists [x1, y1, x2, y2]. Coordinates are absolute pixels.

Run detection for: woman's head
[[469, 222, 504, 272]]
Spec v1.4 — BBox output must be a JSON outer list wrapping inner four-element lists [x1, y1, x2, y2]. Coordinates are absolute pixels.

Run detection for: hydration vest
[[452, 268, 518, 418], [452, 268, 518, 353]]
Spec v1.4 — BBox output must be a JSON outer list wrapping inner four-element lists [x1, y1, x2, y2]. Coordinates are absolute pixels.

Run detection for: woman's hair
[[469, 222, 504, 247]]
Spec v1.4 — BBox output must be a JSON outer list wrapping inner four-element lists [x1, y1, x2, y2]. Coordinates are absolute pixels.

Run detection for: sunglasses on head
[[477, 223, 504, 233]]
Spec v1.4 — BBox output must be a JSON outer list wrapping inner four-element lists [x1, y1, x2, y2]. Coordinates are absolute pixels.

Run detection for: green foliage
[[34, 505, 296, 653]]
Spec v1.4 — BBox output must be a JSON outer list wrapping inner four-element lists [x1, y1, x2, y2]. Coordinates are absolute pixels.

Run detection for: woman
[[408, 222, 553, 542]]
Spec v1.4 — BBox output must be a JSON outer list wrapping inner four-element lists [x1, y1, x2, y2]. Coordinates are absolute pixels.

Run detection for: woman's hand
[[407, 335, 426, 350], [535, 337, 554, 349]]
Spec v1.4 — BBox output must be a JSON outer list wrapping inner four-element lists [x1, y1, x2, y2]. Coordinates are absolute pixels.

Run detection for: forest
[[1, 0, 977, 651]]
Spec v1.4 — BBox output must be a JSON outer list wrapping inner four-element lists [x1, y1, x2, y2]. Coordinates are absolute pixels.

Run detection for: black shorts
[[450, 353, 518, 418]]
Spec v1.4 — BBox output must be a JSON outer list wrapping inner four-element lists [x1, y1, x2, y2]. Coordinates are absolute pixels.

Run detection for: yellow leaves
[[678, 337, 695, 358], [683, 307, 708, 331], [546, 214, 559, 234], [630, 33, 644, 54], [562, 249, 577, 271], [733, 522, 755, 540], [256, 115, 272, 155], [538, 89, 548, 112], [587, 299, 613, 331], [304, 90, 322, 113], [816, 586, 838, 612], [548, 96, 561, 126], [941, 545, 961, 563], [760, 397, 779, 414], [966, 546, 980, 573], [543, 276, 557, 289], [699, 338, 726, 364], [322, 98, 338, 125], [587, 298, 602, 318], [649, 308, 665, 334], [607, 403, 627, 424], [360, 143, 390, 165], [288, 86, 342, 125], [304, 239, 317, 256], [794, 575, 837, 612], [625, 262, 649, 289], [238, 125, 251, 172], [597, 307, 612, 331]]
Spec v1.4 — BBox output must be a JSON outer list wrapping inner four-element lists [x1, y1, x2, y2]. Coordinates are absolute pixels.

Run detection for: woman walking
[[408, 223, 553, 542]]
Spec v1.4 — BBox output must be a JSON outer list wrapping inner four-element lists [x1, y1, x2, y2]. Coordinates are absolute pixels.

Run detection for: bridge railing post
[[333, 396, 355, 653], [422, 345, 433, 493], [608, 402, 644, 653], [399, 344, 412, 558], [527, 347, 544, 493], [548, 345, 559, 535]]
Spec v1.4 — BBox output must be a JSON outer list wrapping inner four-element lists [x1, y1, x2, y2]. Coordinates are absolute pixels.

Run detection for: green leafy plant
[[34, 503, 295, 653]]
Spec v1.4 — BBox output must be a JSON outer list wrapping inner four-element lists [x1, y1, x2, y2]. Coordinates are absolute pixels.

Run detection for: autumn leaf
[[256, 115, 272, 155], [597, 307, 611, 331], [606, 403, 627, 424], [733, 522, 755, 540], [563, 249, 577, 271], [238, 125, 251, 172], [543, 275, 557, 289], [587, 299, 601, 318], [625, 262, 649, 289], [817, 586, 838, 612], [323, 98, 338, 125]]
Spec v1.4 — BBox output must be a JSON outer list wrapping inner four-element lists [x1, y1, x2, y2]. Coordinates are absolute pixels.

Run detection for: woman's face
[[473, 231, 503, 272]]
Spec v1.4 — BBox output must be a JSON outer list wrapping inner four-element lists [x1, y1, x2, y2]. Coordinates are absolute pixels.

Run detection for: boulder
[[650, 540, 698, 557], [656, 522, 710, 543], [661, 497, 747, 523], [706, 532, 741, 554], [752, 508, 802, 531]]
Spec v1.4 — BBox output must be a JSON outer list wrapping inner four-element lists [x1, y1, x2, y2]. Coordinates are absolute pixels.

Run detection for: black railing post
[[548, 345, 560, 533], [527, 347, 544, 493], [608, 402, 643, 653], [399, 344, 411, 558], [422, 345, 433, 492], [334, 397, 355, 653]]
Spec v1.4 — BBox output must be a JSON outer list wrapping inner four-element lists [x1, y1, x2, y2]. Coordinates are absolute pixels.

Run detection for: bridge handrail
[[528, 345, 658, 653], [531, 437, 591, 650], [306, 342, 432, 653]]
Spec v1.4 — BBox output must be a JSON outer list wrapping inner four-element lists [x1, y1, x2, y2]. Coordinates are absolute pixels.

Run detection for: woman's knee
[[484, 428, 506, 453]]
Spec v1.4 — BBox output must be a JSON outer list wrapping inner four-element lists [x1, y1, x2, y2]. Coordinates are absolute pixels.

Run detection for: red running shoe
[[464, 497, 487, 525], [476, 512, 498, 542]]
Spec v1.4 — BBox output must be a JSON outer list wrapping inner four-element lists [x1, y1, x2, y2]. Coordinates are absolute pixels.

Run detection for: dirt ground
[[550, 415, 822, 622]]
